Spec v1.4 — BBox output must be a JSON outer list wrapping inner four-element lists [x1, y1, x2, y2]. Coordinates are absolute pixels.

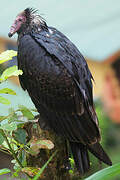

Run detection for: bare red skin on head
[[8, 14, 26, 37]]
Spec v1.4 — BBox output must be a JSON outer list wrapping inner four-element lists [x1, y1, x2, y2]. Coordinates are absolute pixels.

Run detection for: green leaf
[[8, 113, 18, 123], [0, 88, 16, 95], [18, 150, 27, 167], [0, 168, 11, 175], [18, 105, 34, 120], [0, 132, 4, 144], [0, 50, 17, 64], [11, 159, 20, 170], [0, 122, 17, 131], [0, 96, 10, 105], [12, 168, 21, 177], [69, 157, 75, 168], [85, 163, 120, 180], [32, 150, 57, 180], [0, 66, 23, 82], [14, 128, 27, 144], [7, 108, 18, 123], [0, 116, 7, 121]]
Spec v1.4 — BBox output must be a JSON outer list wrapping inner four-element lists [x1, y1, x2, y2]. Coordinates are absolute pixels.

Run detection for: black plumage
[[8, 8, 112, 174]]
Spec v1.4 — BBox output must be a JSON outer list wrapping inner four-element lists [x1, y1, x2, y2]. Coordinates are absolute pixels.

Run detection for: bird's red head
[[8, 8, 37, 37], [8, 11, 27, 37]]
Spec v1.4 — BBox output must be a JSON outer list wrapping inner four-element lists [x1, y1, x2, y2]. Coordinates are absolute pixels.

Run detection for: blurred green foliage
[[85, 162, 120, 180]]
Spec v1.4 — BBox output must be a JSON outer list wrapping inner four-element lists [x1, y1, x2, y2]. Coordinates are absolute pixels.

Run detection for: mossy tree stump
[[24, 119, 80, 180]]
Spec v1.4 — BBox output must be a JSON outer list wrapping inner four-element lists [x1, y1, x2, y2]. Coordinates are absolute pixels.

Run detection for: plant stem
[[33, 150, 58, 180], [1, 130, 23, 168], [0, 147, 11, 155], [1, 130, 33, 179]]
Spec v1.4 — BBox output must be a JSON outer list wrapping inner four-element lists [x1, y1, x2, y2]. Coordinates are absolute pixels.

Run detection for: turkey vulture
[[8, 8, 112, 174]]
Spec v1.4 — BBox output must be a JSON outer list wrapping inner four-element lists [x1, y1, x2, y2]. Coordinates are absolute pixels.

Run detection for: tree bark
[[24, 119, 80, 180]]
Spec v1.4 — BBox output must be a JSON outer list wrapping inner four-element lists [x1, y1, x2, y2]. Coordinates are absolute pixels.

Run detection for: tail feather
[[88, 142, 112, 166], [70, 142, 90, 174], [70, 142, 112, 174]]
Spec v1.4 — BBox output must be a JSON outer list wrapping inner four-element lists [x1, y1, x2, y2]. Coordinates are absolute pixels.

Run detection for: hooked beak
[[8, 24, 17, 38], [8, 32, 13, 38]]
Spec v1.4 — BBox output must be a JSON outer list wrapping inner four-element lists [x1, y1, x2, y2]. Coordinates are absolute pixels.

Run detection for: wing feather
[[17, 30, 100, 144]]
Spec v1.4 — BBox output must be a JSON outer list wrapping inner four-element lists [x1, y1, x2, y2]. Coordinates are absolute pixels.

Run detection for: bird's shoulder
[[30, 26, 93, 82]]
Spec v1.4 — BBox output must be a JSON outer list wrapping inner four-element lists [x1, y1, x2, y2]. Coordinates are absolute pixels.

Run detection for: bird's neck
[[18, 21, 48, 38]]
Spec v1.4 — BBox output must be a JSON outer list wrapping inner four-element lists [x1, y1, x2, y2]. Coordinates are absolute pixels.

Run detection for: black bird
[[8, 8, 112, 174]]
